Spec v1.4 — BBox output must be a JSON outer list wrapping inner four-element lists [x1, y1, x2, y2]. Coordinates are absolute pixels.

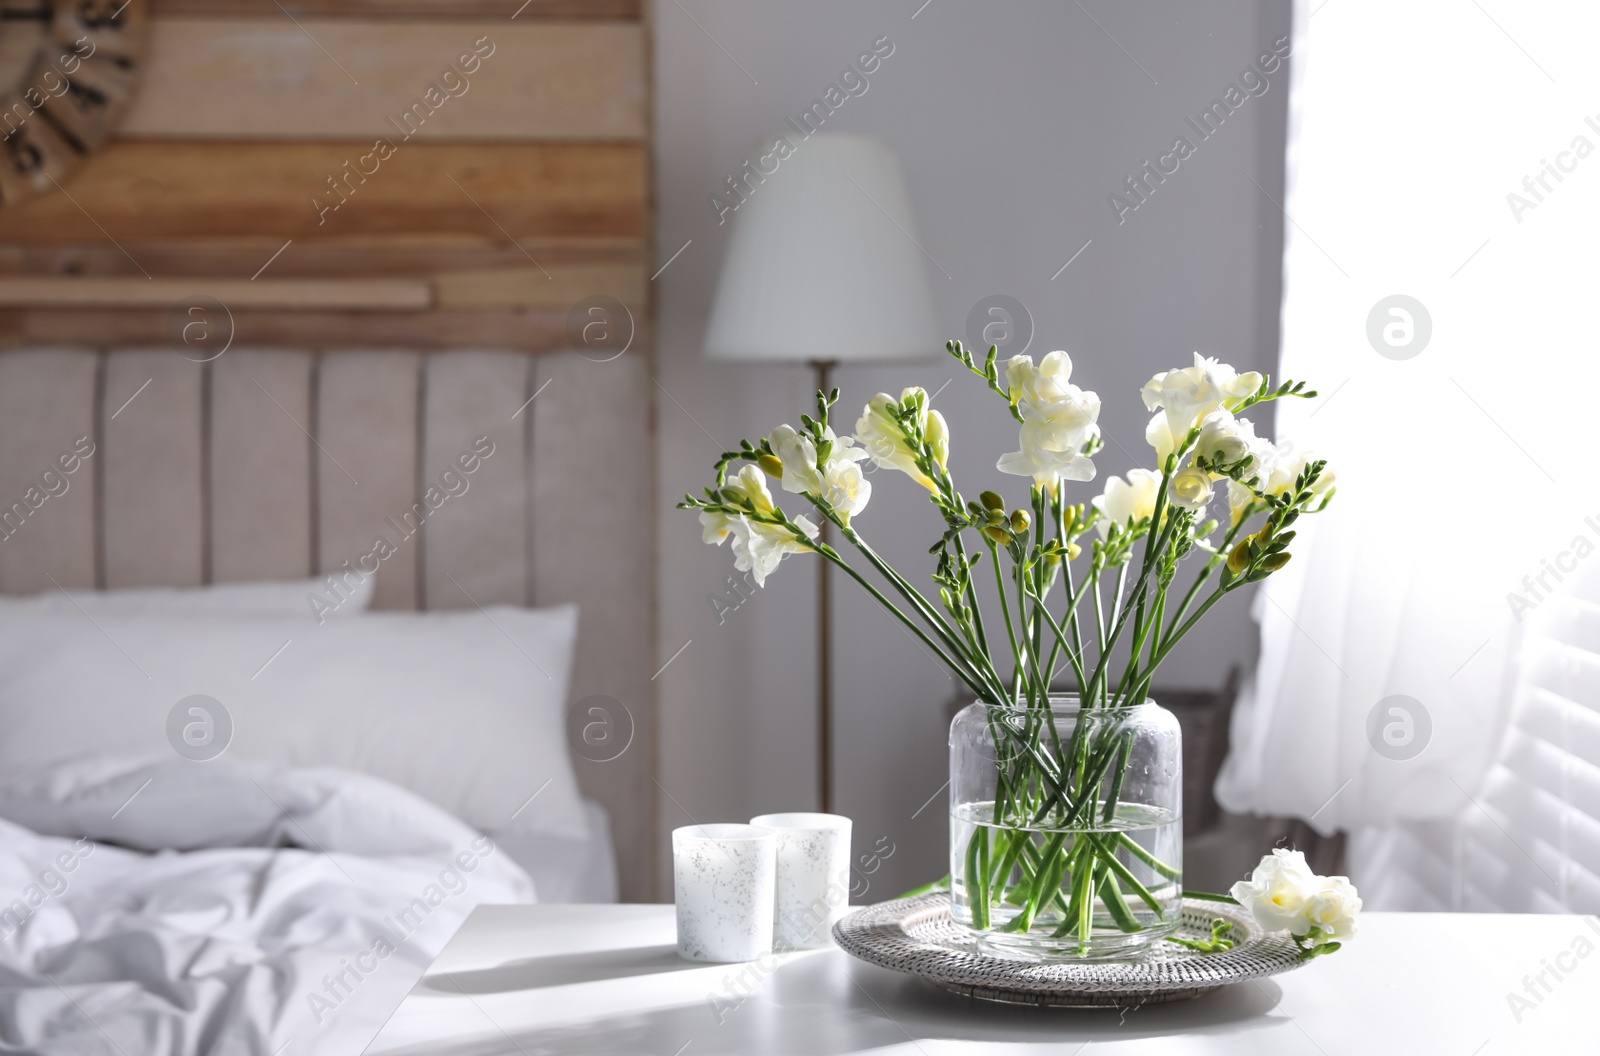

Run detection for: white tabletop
[[365, 903, 1595, 1054]]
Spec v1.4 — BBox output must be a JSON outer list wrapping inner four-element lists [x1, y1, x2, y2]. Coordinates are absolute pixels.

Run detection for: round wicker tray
[[832, 892, 1306, 1007]]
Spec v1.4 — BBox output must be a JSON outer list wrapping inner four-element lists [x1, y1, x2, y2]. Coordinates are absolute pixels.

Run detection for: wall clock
[[0, 0, 145, 207]]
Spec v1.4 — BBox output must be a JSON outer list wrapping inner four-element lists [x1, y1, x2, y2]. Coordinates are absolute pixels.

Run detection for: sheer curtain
[[1218, 0, 1600, 905]]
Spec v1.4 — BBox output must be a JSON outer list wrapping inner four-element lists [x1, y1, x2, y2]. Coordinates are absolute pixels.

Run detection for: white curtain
[[1218, 0, 1600, 834]]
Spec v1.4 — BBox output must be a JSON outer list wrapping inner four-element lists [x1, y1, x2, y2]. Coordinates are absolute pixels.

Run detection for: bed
[[0, 345, 655, 1054]]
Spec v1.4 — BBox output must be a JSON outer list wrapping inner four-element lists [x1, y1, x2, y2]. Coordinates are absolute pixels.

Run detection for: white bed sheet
[[0, 758, 563, 1056]]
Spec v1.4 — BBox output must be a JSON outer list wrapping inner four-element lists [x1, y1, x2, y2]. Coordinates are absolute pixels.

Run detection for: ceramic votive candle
[[749, 812, 852, 950], [672, 823, 777, 962]]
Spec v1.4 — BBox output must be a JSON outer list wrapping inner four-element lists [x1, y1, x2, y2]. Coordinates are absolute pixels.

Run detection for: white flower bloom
[[728, 513, 818, 587], [856, 389, 947, 492], [1141, 353, 1263, 441], [766, 424, 873, 524], [699, 509, 734, 545], [1229, 849, 1361, 945], [703, 464, 818, 587], [820, 457, 871, 525], [1303, 875, 1362, 946], [1168, 466, 1215, 511], [998, 351, 1101, 489], [1091, 468, 1160, 538], [1230, 848, 1320, 935], [1194, 410, 1270, 475], [767, 424, 825, 495], [1145, 412, 1177, 468], [1263, 440, 1335, 499]]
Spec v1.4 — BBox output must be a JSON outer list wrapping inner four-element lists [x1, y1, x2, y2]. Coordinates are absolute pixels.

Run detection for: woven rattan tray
[[833, 892, 1305, 1007]]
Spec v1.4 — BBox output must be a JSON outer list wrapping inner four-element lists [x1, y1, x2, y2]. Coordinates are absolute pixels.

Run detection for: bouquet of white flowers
[[682, 341, 1349, 959]]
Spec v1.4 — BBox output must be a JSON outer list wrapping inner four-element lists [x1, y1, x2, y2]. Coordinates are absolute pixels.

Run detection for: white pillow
[[3, 574, 375, 623], [0, 604, 584, 841]]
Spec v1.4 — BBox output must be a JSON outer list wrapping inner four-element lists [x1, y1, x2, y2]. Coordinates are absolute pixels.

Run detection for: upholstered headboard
[[0, 345, 656, 899]]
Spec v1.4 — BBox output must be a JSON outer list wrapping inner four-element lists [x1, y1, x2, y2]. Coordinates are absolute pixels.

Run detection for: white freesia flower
[[729, 513, 818, 587], [1168, 466, 1215, 511], [1146, 412, 1177, 468], [1303, 876, 1362, 945], [1230, 848, 1361, 946], [1263, 440, 1335, 500], [1091, 469, 1159, 538], [997, 351, 1101, 489], [703, 464, 819, 587], [766, 424, 873, 524], [1194, 410, 1270, 475], [1141, 353, 1263, 441], [856, 389, 948, 492], [699, 509, 734, 545]]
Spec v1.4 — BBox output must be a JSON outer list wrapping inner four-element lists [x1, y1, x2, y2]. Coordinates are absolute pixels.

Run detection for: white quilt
[[0, 758, 535, 1056]]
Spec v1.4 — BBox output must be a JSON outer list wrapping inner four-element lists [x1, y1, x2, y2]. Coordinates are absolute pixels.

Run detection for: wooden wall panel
[[0, 142, 647, 243], [210, 350, 315, 583], [316, 351, 423, 611], [101, 350, 204, 588], [0, 278, 430, 309], [124, 21, 646, 140], [152, 1, 641, 18], [421, 352, 530, 609], [0, 239, 644, 280], [0, 350, 99, 592]]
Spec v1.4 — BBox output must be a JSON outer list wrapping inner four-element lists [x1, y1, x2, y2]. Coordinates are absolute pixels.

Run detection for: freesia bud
[[1227, 539, 1251, 575], [980, 491, 1005, 511], [1010, 509, 1031, 534], [980, 525, 1012, 545], [758, 453, 784, 478]]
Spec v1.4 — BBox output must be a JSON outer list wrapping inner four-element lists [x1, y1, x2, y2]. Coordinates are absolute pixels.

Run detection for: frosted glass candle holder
[[749, 812, 852, 950], [672, 823, 777, 963]]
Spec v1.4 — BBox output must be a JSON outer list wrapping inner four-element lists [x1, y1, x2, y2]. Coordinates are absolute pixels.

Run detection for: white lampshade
[[705, 134, 940, 363]]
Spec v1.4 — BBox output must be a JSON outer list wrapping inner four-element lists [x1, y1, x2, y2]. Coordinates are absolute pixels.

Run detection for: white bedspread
[[0, 758, 535, 1056]]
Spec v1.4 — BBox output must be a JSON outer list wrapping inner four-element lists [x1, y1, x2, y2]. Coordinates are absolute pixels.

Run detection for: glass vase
[[949, 696, 1182, 960]]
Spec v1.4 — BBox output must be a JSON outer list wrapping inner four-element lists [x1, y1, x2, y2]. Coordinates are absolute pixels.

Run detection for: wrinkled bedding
[[0, 758, 535, 1055]]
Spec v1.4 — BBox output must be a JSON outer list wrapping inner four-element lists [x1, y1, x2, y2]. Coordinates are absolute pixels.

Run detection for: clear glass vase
[[949, 696, 1183, 960]]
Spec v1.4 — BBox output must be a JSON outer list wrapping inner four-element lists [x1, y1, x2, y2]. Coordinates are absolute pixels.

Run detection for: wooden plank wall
[[0, 2, 650, 352]]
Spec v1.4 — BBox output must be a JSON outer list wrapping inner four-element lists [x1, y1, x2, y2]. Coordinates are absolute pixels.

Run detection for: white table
[[365, 904, 1595, 1054]]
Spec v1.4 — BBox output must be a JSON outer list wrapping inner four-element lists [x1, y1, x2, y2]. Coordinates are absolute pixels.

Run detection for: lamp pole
[[811, 358, 836, 814]]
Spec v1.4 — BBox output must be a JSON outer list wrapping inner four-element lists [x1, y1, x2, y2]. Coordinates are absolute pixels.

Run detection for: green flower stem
[[1181, 889, 1241, 904], [813, 543, 994, 703], [1090, 834, 1164, 914], [898, 875, 950, 898], [951, 531, 990, 661], [1162, 512, 1253, 642], [1076, 854, 1098, 944], [839, 527, 1003, 697], [1098, 871, 1142, 933], [965, 825, 990, 929], [986, 540, 1028, 695], [1099, 731, 1135, 825], [1116, 830, 1181, 880]]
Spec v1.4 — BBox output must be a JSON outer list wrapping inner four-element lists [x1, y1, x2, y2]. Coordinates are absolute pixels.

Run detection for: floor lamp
[[704, 134, 938, 813]]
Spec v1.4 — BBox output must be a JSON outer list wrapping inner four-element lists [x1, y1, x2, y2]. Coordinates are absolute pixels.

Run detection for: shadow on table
[[419, 944, 699, 994], [400, 941, 1286, 1054]]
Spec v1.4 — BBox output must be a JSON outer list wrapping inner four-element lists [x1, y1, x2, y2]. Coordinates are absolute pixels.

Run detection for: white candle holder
[[749, 812, 852, 950], [672, 823, 777, 962]]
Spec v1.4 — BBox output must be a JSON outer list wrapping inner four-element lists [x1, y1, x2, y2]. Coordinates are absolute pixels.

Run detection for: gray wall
[[653, 0, 1292, 897]]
